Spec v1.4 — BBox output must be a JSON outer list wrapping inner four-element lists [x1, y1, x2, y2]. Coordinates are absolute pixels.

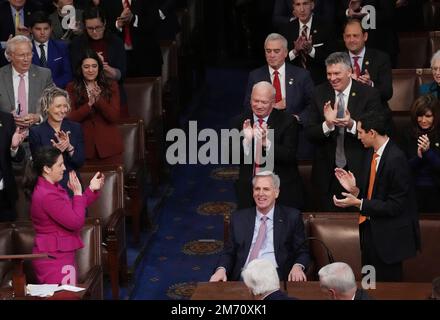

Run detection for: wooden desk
[[0, 285, 86, 300], [192, 281, 432, 300]]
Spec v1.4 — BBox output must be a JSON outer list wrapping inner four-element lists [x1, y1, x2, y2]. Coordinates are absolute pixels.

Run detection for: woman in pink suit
[[24, 146, 105, 284]]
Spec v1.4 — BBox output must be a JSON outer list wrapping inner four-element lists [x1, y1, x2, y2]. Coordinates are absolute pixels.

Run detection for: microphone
[[296, 236, 335, 265]]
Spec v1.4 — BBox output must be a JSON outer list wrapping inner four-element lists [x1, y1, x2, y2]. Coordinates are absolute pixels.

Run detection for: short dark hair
[[358, 111, 388, 136], [29, 11, 51, 28]]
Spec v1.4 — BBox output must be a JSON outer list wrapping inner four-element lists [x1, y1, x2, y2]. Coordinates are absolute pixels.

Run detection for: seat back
[[388, 69, 418, 112], [76, 218, 102, 284], [430, 31, 440, 56], [117, 118, 146, 176], [160, 40, 179, 87], [79, 165, 124, 228], [397, 32, 430, 68], [403, 216, 440, 282], [298, 160, 315, 211], [124, 77, 162, 131], [307, 213, 362, 280], [0, 224, 14, 286]]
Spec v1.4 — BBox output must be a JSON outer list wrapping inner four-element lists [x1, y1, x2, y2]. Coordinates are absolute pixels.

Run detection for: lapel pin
[[365, 61, 369, 66], [0, 122, 2, 127], [313, 29, 317, 34], [352, 92, 356, 96], [288, 78, 294, 85], [436, 143, 439, 147]]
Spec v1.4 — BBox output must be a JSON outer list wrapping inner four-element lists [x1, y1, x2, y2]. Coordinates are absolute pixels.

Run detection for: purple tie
[[18, 73, 27, 115], [248, 215, 268, 262]]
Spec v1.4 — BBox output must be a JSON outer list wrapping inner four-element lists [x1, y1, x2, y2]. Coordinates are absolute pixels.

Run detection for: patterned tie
[[335, 92, 346, 168], [248, 216, 268, 262], [39, 44, 47, 67], [18, 74, 27, 116], [300, 25, 308, 69], [123, 0, 133, 49], [353, 56, 361, 78], [15, 11, 20, 32], [254, 117, 264, 175], [360, 153, 379, 224], [272, 70, 282, 103]]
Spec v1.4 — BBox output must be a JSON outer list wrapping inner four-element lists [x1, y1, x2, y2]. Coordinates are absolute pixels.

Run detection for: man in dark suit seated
[[318, 262, 371, 300], [243, 33, 314, 159], [29, 11, 72, 89], [242, 258, 296, 300], [210, 171, 310, 282], [343, 19, 392, 107], [306, 51, 383, 211], [233, 81, 304, 210], [280, 0, 336, 85], [0, 110, 26, 222], [333, 112, 420, 282]]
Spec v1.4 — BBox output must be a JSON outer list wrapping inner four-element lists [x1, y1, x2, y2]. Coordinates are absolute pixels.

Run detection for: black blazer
[[264, 289, 297, 300], [355, 48, 393, 104], [306, 80, 383, 194], [0, 111, 24, 202], [360, 140, 421, 264], [243, 63, 314, 122], [231, 109, 304, 210], [280, 16, 336, 85], [217, 205, 310, 281]]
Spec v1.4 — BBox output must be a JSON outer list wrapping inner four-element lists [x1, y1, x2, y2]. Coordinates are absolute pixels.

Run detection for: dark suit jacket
[[218, 205, 310, 281], [264, 289, 297, 300], [360, 140, 420, 264], [0, 64, 53, 114], [354, 48, 393, 104], [104, 0, 163, 76], [280, 16, 336, 85], [354, 288, 372, 300], [231, 109, 304, 210], [306, 80, 383, 195], [29, 119, 85, 191], [243, 63, 314, 122], [0, 1, 36, 66], [32, 39, 72, 89], [0, 111, 25, 202]]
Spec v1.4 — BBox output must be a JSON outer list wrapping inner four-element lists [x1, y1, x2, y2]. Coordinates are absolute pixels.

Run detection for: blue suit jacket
[[243, 63, 314, 123], [32, 39, 72, 89], [419, 82, 439, 98], [217, 205, 310, 281], [29, 119, 85, 192]]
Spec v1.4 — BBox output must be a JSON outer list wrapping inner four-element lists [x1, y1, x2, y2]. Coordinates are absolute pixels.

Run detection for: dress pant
[[360, 220, 403, 282]]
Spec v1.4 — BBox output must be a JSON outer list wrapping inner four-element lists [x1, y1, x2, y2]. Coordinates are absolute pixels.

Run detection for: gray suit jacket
[[0, 64, 53, 114]]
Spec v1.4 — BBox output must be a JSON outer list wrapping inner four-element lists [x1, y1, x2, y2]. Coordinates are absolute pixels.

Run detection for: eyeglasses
[[13, 52, 33, 60], [86, 25, 105, 32]]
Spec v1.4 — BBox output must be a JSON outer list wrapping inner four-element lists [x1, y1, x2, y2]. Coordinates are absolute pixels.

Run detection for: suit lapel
[[2, 65, 15, 108], [362, 48, 371, 73], [243, 209, 257, 256], [28, 65, 37, 114], [273, 205, 284, 253], [347, 81, 360, 118]]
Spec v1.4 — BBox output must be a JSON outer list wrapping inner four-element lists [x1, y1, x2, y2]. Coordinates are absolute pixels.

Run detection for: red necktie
[[360, 153, 379, 224], [272, 70, 282, 103], [353, 56, 361, 78], [123, 0, 133, 48]]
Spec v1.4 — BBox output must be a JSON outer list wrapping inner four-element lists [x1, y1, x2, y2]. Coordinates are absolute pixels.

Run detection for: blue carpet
[[130, 67, 249, 300]]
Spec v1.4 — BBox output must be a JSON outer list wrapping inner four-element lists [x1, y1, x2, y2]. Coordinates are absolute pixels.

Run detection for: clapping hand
[[89, 172, 105, 192], [417, 134, 430, 158], [51, 130, 72, 153], [67, 171, 82, 196], [11, 126, 27, 149], [242, 119, 253, 143], [334, 167, 359, 196], [334, 109, 354, 129], [357, 69, 372, 86], [323, 100, 337, 128], [253, 121, 270, 148]]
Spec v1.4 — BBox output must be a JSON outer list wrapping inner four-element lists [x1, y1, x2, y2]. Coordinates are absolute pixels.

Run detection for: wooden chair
[[397, 32, 430, 68], [79, 164, 127, 299], [117, 118, 147, 244], [388, 69, 419, 112]]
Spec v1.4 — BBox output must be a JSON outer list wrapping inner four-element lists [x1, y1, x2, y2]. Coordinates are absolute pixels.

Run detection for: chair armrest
[[104, 208, 126, 236], [80, 265, 103, 300]]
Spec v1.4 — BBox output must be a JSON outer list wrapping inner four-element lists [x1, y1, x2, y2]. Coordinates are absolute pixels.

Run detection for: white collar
[[268, 63, 285, 76], [335, 79, 353, 98]]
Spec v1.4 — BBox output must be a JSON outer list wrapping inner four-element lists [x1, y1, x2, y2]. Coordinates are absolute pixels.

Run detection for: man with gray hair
[[243, 33, 314, 160], [305, 51, 382, 211], [318, 262, 371, 300], [0, 35, 53, 129], [232, 81, 304, 210], [210, 171, 310, 283], [242, 258, 296, 300]]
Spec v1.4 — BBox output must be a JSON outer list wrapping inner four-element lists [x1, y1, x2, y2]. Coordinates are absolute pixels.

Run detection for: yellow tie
[[15, 11, 20, 31]]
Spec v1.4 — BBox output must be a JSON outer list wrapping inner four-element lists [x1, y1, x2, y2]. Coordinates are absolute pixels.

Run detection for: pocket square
[[54, 57, 63, 61], [312, 43, 324, 47]]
